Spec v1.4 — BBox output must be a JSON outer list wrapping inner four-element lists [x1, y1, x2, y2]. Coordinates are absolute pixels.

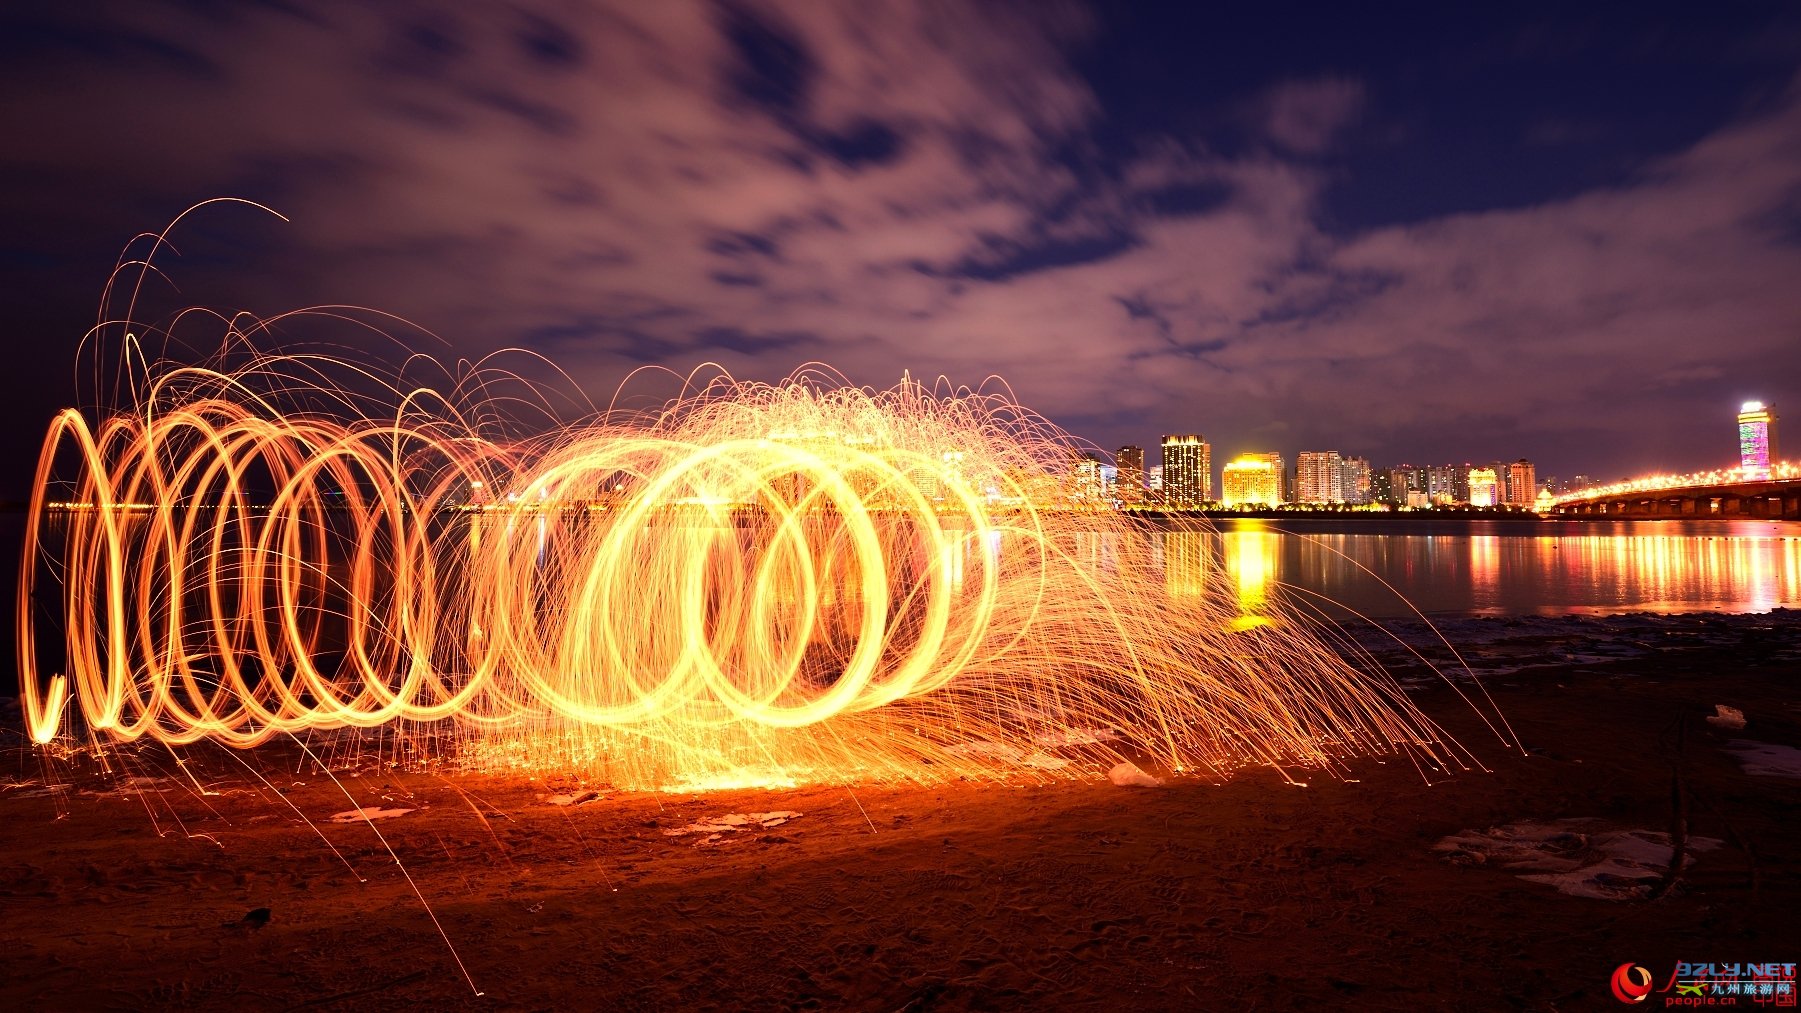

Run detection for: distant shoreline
[[2, 501, 1797, 527], [1133, 507, 1541, 521], [1125, 508, 1801, 526]]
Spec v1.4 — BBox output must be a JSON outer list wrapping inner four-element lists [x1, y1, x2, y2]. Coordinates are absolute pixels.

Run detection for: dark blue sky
[[1, 1, 1798, 492]]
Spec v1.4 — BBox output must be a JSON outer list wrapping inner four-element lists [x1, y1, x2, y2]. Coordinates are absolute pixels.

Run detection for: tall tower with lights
[[1504, 460, 1536, 506], [1295, 451, 1345, 504], [1160, 435, 1211, 507], [1738, 401, 1779, 479], [1115, 445, 1145, 504]]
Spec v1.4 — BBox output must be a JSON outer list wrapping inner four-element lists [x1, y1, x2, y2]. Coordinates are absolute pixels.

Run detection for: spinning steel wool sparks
[[16, 211, 1494, 790], [17, 353, 1488, 789]]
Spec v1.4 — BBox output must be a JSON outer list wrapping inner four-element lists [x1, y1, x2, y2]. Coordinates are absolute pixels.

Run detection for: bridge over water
[[1548, 476, 1801, 520]]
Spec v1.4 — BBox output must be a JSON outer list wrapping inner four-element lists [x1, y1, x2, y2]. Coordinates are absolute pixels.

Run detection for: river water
[[1176, 517, 1801, 619], [6, 513, 1800, 621], [4, 512, 1799, 698]]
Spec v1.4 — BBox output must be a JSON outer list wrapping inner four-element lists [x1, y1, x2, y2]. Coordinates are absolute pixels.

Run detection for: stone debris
[[542, 790, 603, 806], [1436, 818, 1720, 900], [328, 806, 416, 823], [1107, 761, 1163, 788], [662, 811, 803, 841], [1705, 704, 1747, 730]]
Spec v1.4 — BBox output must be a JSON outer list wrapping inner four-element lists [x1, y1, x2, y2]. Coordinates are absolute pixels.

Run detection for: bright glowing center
[[17, 366, 1472, 789]]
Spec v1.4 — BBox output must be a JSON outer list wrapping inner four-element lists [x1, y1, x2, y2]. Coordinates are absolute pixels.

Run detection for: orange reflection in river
[[1201, 521, 1801, 618], [1221, 527, 1280, 628]]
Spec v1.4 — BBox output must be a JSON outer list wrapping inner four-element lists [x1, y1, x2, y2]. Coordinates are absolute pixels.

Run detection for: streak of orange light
[[17, 354, 1486, 790]]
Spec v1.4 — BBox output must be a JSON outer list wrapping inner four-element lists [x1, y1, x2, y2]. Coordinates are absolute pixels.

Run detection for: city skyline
[[1094, 396, 1784, 506]]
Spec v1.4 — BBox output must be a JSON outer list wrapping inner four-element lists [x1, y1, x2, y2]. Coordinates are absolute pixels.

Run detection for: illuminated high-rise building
[[1295, 451, 1345, 504], [1071, 451, 1104, 504], [1160, 435, 1211, 507], [1147, 465, 1163, 491], [1369, 469, 1395, 505], [1505, 459, 1536, 506], [1221, 453, 1284, 507], [1738, 401, 1779, 479], [1483, 461, 1505, 502], [1468, 467, 1499, 507], [1340, 456, 1372, 504], [1387, 465, 1422, 505], [1424, 464, 1459, 505], [1115, 445, 1145, 505]]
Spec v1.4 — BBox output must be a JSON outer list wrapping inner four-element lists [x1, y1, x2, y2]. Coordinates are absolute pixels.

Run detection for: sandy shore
[[2, 613, 1797, 1011]]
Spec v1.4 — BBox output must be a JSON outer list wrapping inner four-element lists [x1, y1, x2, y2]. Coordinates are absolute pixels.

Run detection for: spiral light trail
[[18, 338, 1480, 790]]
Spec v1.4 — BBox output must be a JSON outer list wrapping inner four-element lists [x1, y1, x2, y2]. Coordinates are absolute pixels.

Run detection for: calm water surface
[[1166, 517, 1801, 619], [4, 514, 1798, 676]]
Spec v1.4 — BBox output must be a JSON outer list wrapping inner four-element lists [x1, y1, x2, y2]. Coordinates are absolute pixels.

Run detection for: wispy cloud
[[1257, 78, 1367, 155]]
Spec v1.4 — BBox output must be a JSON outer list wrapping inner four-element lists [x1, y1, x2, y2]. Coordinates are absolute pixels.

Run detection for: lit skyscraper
[[1295, 451, 1345, 504], [1115, 445, 1145, 505], [1388, 465, 1422, 506], [1071, 451, 1104, 504], [1221, 453, 1284, 507], [1483, 461, 1505, 502], [1506, 459, 1536, 506], [1369, 469, 1395, 505], [1468, 467, 1499, 507], [1160, 435, 1211, 507], [1738, 401, 1779, 479], [1425, 464, 1459, 505], [1340, 456, 1372, 504]]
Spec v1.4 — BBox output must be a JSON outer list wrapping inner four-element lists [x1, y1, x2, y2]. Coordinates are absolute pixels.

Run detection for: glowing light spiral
[[17, 348, 1488, 789], [17, 207, 1491, 789]]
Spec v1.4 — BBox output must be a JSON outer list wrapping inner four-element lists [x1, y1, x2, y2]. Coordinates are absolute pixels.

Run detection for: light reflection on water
[[930, 517, 1799, 624], [1147, 518, 1801, 619], [1221, 530, 1278, 628], [7, 513, 1799, 686]]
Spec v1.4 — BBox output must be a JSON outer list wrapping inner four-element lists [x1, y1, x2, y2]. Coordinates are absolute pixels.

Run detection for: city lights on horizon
[[1087, 398, 1792, 513], [1551, 399, 1788, 506], [1095, 446, 1543, 512], [40, 397, 1793, 518], [1550, 458, 1801, 506]]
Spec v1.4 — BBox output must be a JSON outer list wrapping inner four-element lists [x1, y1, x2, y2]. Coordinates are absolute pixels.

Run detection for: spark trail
[[16, 212, 1487, 790], [18, 352, 1481, 790]]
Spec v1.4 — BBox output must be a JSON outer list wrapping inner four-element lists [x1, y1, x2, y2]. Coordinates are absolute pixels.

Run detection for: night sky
[[2, 1, 1799, 496]]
